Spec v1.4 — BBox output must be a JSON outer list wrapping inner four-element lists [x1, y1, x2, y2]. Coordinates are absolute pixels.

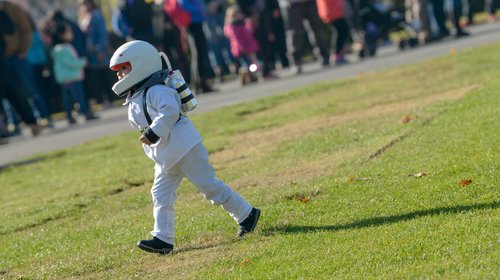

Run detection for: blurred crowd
[[0, 0, 498, 144]]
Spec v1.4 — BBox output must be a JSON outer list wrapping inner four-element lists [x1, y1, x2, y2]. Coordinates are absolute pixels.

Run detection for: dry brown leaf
[[460, 179, 472, 187], [402, 114, 416, 124], [240, 259, 252, 266]]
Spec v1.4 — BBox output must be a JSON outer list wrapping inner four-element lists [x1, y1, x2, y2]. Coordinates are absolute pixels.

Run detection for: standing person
[[405, 0, 431, 44], [237, 0, 280, 79], [0, 0, 43, 137], [109, 40, 260, 254], [316, 0, 351, 65], [223, 5, 260, 84], [430, 0, 450, 39], [0, 6, 15, 143], [78, 0, 114, 106], [51, 23, 98, 124], [117, 0, 156, 44], [281, 0, 331, 74], [450, 0, 469, 37], [269, 0, 290, 70], [161, 12, 191, 83], [178, 0, 217, 93], [27, 18, 54, 127], [485, 0, 498, 23], [205, 0, 235, 81]]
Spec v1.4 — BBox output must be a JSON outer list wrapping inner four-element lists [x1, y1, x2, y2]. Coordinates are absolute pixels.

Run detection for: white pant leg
[[177, 143, 253, 224], [150, 164, 183, 245]]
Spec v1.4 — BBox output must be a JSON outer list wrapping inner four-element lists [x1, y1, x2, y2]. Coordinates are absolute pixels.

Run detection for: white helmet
[[109, 40, 162, 97]]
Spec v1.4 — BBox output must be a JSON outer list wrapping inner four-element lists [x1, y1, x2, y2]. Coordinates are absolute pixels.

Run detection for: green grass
[[0, 43, 499, 279]]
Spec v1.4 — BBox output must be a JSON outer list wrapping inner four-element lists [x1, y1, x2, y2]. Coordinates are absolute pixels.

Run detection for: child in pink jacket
[[223, 4, 260, 78]]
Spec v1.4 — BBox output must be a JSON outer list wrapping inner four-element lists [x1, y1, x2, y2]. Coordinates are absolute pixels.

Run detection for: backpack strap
[[142, 87, 153, 126]]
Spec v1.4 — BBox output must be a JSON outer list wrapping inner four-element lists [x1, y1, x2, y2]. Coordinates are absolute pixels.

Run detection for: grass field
[[0, 42, 499, 279]]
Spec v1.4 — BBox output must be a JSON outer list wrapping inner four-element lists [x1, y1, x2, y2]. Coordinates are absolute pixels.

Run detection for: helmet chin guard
[[109, 40, 162, 97]]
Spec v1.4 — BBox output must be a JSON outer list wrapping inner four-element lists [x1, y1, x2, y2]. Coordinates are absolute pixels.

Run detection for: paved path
[[1, 22, 499, 167]]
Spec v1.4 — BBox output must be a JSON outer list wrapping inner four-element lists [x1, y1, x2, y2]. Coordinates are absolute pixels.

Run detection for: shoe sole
[[137, 243, 173, 255]]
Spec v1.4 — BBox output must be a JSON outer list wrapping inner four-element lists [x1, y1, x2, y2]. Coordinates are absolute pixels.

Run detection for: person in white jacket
[[109, 40, 260, 255]]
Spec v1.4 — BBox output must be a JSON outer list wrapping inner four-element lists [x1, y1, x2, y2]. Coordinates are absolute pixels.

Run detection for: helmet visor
[[110, 61, 132, 71]]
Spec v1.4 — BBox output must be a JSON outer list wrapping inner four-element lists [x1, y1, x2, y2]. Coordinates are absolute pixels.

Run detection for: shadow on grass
[[176, 239, 240, 254], [0, 150, 67, 172], [263, 201, 499, 236]]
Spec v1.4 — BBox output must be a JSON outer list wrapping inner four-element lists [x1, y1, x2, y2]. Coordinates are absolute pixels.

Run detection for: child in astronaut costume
[[109, 40, 260, 255]]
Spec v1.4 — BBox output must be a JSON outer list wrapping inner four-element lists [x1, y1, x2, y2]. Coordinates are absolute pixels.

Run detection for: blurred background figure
[[0, 3, 15, 143], [116, 0, 156, 44], [448, 0, 469, 37], [50, 22, 98, 124], [27, 17, 55, 128], [485, 0, 498, 23], [178, 0, 217, 93], [42, 9, 89, 59], [223, 4, 260, 85], [430, 0, 450, 39], [268, 0, 290, 71], [205, 0, 235, 82], [236, 0, 278, 80], [78, 0, 114, 107], [160, 8, 191, 84], [0, 0, 45, 137], [316, 0, 351, 65], [281, 0, 330, 74], [405, 0, 431, 44]]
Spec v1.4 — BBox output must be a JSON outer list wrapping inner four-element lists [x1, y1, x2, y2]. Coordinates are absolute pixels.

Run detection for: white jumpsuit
[[126, 85, 252, 244]]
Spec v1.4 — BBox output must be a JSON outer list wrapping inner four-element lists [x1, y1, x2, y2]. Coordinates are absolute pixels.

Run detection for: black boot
[[137, 237, 174, 255], [237, 208, 261, 237]]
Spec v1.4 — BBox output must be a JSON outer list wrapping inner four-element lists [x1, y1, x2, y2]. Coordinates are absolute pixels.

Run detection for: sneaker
[[237, 208, 261, 237], [137, 237, 174, 255]]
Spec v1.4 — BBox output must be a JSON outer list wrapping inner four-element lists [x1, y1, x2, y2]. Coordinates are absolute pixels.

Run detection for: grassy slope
[[0, 43, 498, 279]]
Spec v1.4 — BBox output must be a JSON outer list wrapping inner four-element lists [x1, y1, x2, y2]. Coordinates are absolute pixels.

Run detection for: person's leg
[[12, 57, 50, 119], [178, 143, 253, 224], [61, 84, 75, 122], [332, 18, 350, 56], [287, 3, 306, 70], [431, 0, 450, 36], [452, 0, 468, 36], [188, 23, 215, 92], [71, 81, 89, 113], [150, 164, 183, 245], [304, 1, 330, 65]]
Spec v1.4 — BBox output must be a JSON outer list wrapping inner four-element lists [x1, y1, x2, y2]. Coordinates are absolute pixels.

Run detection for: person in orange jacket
[[316, 0, 351, 65]]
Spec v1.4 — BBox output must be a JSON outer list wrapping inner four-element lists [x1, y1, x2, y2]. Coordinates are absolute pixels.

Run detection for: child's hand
[[139, 135, 152, 146]]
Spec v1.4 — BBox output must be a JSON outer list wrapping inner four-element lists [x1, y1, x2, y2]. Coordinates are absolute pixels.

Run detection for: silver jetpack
[[159, 52, 198, 114]]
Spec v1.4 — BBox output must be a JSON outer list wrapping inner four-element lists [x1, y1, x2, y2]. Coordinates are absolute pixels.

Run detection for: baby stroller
[[355, 1, 419, 57]]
